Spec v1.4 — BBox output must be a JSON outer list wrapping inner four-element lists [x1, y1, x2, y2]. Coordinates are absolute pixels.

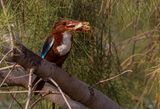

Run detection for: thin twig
[[0, 49, 12, 64], [0, 65, 21, 71], [0, 90, 49, 94], [96, 70, 133, 85], [8, 93, 16, 109], [49, 78, 72, 109], [119, 29, 158, 46], [29, 93, 50, 109], [25, 68, 34, 109], [9, 91, 24, 109], [31, 78, 43, 91], [0, 64, 16, 87], [121, 53, 146, 69], [134, 69, 156, 108], [12, 74, 29, 79]]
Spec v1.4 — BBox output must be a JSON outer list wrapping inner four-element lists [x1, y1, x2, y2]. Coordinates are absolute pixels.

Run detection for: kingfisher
[[33, 19, 90, 96], [41, 19, 90, 67]]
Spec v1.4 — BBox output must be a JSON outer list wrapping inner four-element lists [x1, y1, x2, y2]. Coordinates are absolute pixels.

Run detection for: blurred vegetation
[[0, 0, 160, 109]]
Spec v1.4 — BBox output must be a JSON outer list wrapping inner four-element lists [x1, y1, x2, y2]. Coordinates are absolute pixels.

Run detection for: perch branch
[[9, 43, 122, 109], [0, 69, 86, 109]]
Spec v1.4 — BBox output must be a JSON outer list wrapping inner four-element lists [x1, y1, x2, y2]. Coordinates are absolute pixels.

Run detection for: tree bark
[[6, 43, 123, 109], [0, 69, 86, 109]]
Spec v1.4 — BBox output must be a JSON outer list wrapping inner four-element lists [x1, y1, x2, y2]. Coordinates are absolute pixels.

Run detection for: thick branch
[[0, 69, 86, 109], [10, 43, 122, 109]]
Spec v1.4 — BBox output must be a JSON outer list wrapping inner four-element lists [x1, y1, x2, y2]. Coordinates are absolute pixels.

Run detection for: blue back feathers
[[41, 37, 54, 59]]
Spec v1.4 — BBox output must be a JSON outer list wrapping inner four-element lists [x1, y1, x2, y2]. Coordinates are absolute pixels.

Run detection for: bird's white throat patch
[[57, 31, 72, 56]]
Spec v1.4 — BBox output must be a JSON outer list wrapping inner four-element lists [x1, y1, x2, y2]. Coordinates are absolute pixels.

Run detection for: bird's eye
[[63, 22, 67, 26]]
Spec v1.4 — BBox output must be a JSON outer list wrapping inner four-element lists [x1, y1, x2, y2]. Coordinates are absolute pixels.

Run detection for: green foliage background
[[0, 0, 160, 109]]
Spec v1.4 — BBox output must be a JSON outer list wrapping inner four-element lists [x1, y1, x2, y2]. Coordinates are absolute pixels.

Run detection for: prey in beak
[[66, 21, 91, 32]]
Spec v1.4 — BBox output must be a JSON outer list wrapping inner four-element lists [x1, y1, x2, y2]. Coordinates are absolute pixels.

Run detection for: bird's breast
[[56, 32, 72, 56]]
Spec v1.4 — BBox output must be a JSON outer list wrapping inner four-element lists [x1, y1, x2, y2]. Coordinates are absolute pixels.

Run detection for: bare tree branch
[[8, 43, 122, 109], [0, 69, 86, 109]]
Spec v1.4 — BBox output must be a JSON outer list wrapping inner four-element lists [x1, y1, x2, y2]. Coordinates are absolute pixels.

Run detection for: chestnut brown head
[[52, 19, 91, 33]]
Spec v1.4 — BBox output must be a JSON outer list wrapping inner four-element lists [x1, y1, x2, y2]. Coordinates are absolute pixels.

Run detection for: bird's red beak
[[66, 21, 91, 32]]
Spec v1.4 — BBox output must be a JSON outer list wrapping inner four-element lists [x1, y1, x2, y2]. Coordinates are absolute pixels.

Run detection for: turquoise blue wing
[[41, 37, 54, 59]]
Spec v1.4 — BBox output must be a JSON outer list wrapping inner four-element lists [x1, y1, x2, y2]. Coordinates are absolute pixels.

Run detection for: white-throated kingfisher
[[41, 20, 90, 66], [33, 19, 90, 95]]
